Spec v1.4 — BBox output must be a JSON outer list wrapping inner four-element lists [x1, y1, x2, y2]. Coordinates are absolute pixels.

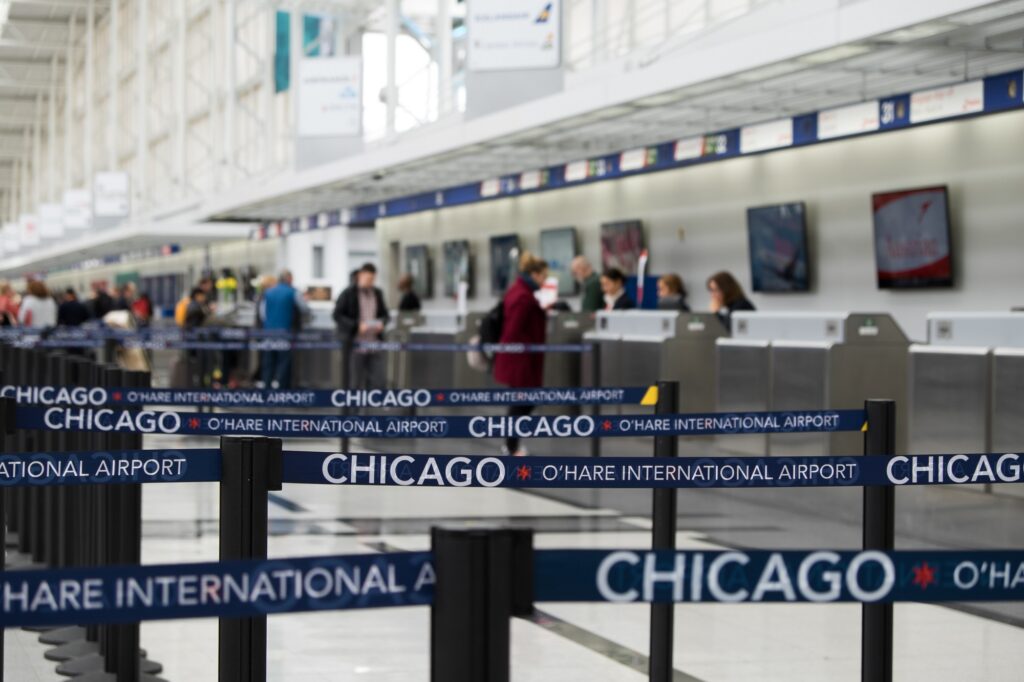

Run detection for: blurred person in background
[[113, 282, 136, 311], [19, 280, 57, 328], [0, 282, 20, 326], [254, 274, 277, 327], [397, 274, 421, 312], [657, 274, 691, 312], [707, 271, 755, 331], [600, 268, 635, 311], [184, 288, 209, 329], [571, 256, 602, 313], [334, 263, 389, 391], [493, 252, 550, 457], [258, 269, 309, 389], [57, 288, 90, 327], [89, 282, 114, 320], [132, 292, 154, 324]]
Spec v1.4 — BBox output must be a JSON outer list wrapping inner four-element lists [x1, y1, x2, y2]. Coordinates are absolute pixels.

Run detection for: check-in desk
[[454, 311, 498, 390], [583, 311, 680, 416], [719, 312, 909, 457], [408, 311, 463, 389], [387, 311, 424, 389], [910, 312, 1024, 497], [544, 312, 595, 388], [293, 303, 343, 389]]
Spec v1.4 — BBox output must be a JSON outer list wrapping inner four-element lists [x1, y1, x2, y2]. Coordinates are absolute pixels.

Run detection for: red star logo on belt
[[516, 465, 530, 480], [602, 420, 613, 431], [435, 393, 445, 402], [911, 562, 937, 590], [188, 417, 201, 430], [112, 391, 122, 401]]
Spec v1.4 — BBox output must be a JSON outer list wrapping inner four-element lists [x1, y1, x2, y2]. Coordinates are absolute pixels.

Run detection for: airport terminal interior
[[1, 0, 1024, 679]]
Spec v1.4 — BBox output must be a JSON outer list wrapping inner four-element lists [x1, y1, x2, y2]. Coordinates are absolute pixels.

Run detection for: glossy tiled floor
[[6, 432, 1024, 680]]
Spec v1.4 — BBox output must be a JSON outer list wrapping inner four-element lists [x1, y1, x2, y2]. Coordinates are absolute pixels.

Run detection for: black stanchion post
[[649, 381, 679, 682], [862, 399, 895, 682], [219, 436, 283, 682], [430, 527, 534, 682], [589, 342, 601, 458], [0, 394, 14, 680]]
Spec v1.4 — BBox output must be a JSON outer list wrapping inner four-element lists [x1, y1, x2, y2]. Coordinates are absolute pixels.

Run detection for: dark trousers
[[261, 350, 292, 389], [350, 351, 386, 391], [506, 404, 536, 453]]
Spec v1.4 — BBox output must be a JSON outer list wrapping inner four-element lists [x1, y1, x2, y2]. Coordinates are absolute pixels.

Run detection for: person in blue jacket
[[259, 270, 309, 389]]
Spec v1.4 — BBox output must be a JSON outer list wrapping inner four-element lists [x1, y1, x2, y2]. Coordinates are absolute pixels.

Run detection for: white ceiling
[[208, 0, 1024, 221]]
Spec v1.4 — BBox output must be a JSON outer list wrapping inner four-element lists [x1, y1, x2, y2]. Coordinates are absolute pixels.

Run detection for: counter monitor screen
[[746, 202, 810, 292], [872, 186, 953, 288]]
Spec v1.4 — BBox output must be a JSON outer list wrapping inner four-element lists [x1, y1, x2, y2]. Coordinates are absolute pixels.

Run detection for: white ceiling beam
[[0, 39, 68, 54]]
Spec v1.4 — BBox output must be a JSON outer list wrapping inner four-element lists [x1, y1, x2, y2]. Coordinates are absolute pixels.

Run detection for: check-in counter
[[454, 311, 498, 390], [408, 311, 464, 389], [661, 313, 728, 415], [293, 302, 343, 389], [719, 312, 909, 457], [544, 312, 595, 388], [388, 311, 425, 389], [715, 338, 771, 456], [583, 311, 681, 416], [910, 312, 1024, 497]]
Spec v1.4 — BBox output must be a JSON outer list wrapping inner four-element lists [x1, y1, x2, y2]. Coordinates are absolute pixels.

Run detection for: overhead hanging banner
[[18, 213, 39, 248], [62, 188, 92, 230], [297, 56, 362, 137], [468, 0, 561, 71], [93, 172, 131, 218], [38, 203, 64, 240]]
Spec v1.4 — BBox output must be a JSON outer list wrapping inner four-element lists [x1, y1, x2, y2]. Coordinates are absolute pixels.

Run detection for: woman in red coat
[[493, 252, 549, 456]]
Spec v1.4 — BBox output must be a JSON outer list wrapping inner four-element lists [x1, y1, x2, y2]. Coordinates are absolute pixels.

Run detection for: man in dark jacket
[[333, 263, 389, 390], [57, 289, 90, 327], [571, 256, 602, 313]]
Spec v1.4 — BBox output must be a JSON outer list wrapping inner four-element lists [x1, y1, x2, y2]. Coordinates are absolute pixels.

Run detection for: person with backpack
[[492, 252, 550, 457]]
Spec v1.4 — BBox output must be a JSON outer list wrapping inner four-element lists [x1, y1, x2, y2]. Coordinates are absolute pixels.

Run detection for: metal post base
[[56, 653, 162, 677], [45, 639, 98, 662], [75, 671, 168, 682], [39, 626, 85, 646]]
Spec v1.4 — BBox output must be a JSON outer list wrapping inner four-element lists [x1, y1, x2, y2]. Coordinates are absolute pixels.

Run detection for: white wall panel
[[377, 109, 1024, 340]]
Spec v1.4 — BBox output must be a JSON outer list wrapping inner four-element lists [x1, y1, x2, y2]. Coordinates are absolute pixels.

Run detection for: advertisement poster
[[489, 234, 520, 295], [93, 172, 131, 218], [298, 57, 362, 137], [468, 0, 560, 71], [540, 227, 577, 296], [405, 245, 433, 299], [872, 187, 953, 288], [442, 240, 473, 298], [747, 203, 810, 292], [600, 220, 644, 276]]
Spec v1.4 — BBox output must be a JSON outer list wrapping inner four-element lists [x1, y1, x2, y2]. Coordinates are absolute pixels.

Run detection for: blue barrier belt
[[281, 451, 1024, 488], [534, 549, 1024, 604], [0, 551, 434, 628], [17, 407, 867, 438], [1, 330, 593, 353], [0, 449, 220, 486], [2, 450, 1021, 490], [2, 384, 660, 408], [2, 547, 1022, 627]]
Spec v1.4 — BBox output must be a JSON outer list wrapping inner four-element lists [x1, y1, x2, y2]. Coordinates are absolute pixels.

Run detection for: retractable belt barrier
[[0, 384, 660, 408], [16, 406, 866, 439], [0, 327, 592, 354], [2, 448, 1023, 490], [2, 546, 1023, 630]]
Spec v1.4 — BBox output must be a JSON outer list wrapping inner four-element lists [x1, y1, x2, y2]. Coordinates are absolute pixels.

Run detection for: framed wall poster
[[404, 244, 433, 298], [600, 220, 645, 275], [540, 227, 578, 296], [871, 186, 953, 288], [489, 234, 521, 295], [746, 202, 810, 292], [442, 240, 474, 298]]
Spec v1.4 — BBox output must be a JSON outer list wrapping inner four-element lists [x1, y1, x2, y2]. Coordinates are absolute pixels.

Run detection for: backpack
[[478, 301, 504, 347]]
